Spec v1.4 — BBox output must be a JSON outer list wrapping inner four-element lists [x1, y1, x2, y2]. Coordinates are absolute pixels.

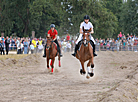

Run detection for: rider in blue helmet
[[72, 15, 97, 57]]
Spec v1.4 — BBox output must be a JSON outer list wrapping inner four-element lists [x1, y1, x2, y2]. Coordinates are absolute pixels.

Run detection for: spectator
[[106, 42, 110, 50], [30, 43, 34, 54], [9, 36, 13, 50], [66, 41, 71, 52], [5, 36, 10, 55], [32, 38, 37, 53], [116, 40, 120, 52], [119, 32, 122, 39], [66, 33, 70, 41], [38, 38, 43, 53], [23, 39, 29, 54], [0, 38, 5, 55], [62, 39, 67, 52], [17, 41, 23, 54]]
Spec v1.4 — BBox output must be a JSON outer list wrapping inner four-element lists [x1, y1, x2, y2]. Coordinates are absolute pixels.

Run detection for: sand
[[0, 51, 138, 102]]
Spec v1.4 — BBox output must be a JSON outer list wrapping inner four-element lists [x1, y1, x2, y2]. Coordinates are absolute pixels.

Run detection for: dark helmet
[[50, 24, 55, 28], [84, 15, 90, 20]]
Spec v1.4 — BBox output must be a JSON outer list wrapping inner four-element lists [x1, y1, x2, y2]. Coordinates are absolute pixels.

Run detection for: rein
[[46, 40, 54, 58]]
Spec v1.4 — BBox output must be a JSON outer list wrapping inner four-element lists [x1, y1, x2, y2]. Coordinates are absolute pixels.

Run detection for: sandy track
[[0, 51, 138, 102]]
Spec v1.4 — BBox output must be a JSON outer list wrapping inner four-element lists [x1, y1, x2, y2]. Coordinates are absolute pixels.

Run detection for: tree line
[[0, 0, 137, 38]]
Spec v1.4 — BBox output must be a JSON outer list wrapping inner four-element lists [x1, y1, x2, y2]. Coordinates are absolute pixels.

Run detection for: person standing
[[23, 39, 29, 54], [17, 41, 23, 54], [66, 33, 70, 41], [5, 36, 10, 55], [32, 38, 37, 53], [38, 38, 43, 53], [0, 39, 5, 55], [30, 43, 34, 54]]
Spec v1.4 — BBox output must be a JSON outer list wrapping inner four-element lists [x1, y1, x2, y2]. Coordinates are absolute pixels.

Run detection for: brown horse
[[46, 37, 61, 73], [76, 27, 94, 78]]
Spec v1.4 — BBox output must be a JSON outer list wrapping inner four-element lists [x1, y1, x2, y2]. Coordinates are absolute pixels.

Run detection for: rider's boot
[[90, 40, 97, 57], [93, 44, 97, 57], [72, 44, 79, 57], [43, 45, 46, 57], [58, 47, 63, 57]]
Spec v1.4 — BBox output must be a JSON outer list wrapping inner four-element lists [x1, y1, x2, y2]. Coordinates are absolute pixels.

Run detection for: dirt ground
[[0, 51, 138, 102]]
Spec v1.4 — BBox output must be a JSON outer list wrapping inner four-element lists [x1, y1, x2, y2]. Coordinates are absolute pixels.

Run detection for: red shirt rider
[[47, 29, 58, 40]]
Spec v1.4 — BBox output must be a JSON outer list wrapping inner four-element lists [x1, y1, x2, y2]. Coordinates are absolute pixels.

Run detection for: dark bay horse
[[46, 37, 61, 73], [76, 27, 94, 79]]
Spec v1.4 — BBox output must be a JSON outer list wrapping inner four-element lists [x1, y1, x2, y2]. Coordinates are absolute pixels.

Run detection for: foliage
[[0, 0, 137, 38]]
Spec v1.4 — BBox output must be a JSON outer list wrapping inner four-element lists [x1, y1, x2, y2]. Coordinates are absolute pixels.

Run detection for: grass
[[0, 54, 29, 60]]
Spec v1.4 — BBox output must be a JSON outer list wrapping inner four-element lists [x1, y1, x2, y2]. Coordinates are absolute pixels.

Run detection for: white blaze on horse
[[75, 27, 94, 79]]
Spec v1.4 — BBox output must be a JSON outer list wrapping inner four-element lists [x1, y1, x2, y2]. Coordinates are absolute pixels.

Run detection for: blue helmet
[[50, 24, 55, 28], [84, 15, 90, 20]]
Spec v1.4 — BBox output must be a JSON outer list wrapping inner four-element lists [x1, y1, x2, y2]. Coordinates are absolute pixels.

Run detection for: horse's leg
[[47, 58, 50, 72], [80, 62, 83, 74], [90, 57, 94, 77], [50, 58, 55, 73], [89, 43, 94, 77], [58, 55, 61, 67], [80, 61, 86, 75], [47, 58, 50, 69], [86, 60, 91, 79]]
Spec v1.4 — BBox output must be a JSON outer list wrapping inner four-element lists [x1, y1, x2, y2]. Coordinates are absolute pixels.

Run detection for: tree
[[120, 0, 138, 35]]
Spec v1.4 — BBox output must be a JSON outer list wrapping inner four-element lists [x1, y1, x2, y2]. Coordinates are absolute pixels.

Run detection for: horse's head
[[46, 36, 53, 50], [82, 27, 91, 47]]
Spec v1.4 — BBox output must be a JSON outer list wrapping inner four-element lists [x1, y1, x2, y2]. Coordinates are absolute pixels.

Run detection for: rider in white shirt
[[72, 15, 97, 57]]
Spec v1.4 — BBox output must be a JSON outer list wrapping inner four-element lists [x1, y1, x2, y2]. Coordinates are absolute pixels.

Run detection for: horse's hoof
[[47, 68, 50, 72], [80, 69, 83, 75], [88, 72, 94, 77], [82, 71, 86, 75], [50, 72, 53, 74]]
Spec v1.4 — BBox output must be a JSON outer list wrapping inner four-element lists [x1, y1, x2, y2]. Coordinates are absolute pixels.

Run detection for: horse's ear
[[89, 28, 91, 32]]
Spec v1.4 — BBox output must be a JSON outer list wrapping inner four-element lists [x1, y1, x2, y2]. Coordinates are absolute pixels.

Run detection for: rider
[[72, 15, 97, 57], [43, 24, 63, 57]]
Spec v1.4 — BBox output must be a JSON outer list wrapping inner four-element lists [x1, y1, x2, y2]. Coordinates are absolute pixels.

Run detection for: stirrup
[[93, 53, 97, 57], [60, 54, 63, 57], [72, 53, 76, 57], [43, 54, 46, 57]]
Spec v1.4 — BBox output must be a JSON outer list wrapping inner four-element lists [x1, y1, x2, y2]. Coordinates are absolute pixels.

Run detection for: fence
[[96, 45, 138, 52], [4, 45, 138, 52]]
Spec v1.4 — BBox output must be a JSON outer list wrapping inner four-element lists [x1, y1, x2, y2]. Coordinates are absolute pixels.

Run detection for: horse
[[76, 27, 94, 79], [46, 36, 61, 73]]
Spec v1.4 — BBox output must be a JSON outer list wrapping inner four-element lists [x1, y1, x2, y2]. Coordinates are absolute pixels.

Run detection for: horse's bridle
[[82, 39, 90, 47], [82, 32, 90, 47], [46, 39, 53, 50]]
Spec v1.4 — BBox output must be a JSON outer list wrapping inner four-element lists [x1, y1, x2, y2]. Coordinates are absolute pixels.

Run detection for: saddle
[[78, 40, 94, 50]]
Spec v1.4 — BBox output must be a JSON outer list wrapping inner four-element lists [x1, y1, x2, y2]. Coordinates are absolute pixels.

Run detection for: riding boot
[[72, 44, 79, 57], [93, 44, 97, 57], [58, 46, 63, 57], [43, 45, 46, 57]]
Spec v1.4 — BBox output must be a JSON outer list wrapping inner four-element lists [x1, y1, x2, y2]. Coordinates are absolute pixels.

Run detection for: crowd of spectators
[[0, 32, 138, 55], [95, 33, 138, 52], [0, 36, 45, 55]]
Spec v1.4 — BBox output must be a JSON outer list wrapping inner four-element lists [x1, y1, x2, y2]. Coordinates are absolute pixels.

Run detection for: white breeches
[[76, 34, 96, 44]]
